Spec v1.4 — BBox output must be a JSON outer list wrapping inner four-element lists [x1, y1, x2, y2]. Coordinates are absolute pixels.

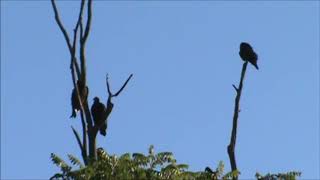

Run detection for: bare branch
[[113, 74, 133, 97], [77, 0, 86, 28], [82, 0, 92, 43], [51, 0, 72, 53], [79, 110, 88, 164], [78, 0, 92, 84], [71, 0, 86, 79], [71, 125, 88, 165], [52, 0, 96, 162], [71, 126, 83, 154], [80, 19, 84, 41], [228, 61, 248, 180], [75, 0, 85, 45], [100, 74, 132, 137], [106, 74, 112, 96], [232, 84, 238, 92], [106, 74, 133, 97], [71, 27, 80, 79]]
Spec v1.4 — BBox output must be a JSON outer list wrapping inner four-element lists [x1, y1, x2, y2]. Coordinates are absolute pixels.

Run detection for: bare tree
[[227, 42, 259, 180], [51, 0, 132, 165]]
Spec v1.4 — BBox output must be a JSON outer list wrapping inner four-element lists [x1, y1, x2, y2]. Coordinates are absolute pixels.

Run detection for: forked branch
[[94, 74, 134, 134], [51, 0, 72, 53], [52, 0, 132, 164], [107, 74, 133, 98], [51, 0, 91, 164]]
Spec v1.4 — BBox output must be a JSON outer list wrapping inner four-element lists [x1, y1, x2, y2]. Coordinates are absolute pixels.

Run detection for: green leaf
[[68, 154, 84, 168], [50, 153, 71, 174], [132, 153, 149, 167], [176, 164, 189, 170]]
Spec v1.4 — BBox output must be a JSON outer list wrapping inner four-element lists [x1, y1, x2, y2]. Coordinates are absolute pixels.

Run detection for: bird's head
[[93, 97, 100, 102], [240, 42, 251, 50]]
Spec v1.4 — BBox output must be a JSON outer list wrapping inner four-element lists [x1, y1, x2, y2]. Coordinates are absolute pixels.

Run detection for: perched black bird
[[91, 97, 107, 136], [70, 80, 88, 118], [239, 42, 259, 70]]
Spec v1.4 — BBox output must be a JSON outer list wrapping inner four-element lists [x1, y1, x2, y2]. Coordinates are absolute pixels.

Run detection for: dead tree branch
[[51, 0, 72, 53], [92, 74, 133, 137], [108, 74, 133, 98], [79, 0, 92, 85], [52, 0, 132, 164], [82, 0, 92, 43], [227, 61, 248, 180], [71, 3, 88, 163], [51, 0, 91, 164], [71, 126, 84, 153]]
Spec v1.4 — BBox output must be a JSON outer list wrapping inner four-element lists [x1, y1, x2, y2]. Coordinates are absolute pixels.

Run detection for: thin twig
[[79, 110, 88, 165], [106, 74, 133, 97], [51, 0, 72, 53], [106, 74, 112, 97], [82, 0, 92, 44], [80, 20, 84, 41], [113, 74, 133, 97], [71, 126, 83, 154], [232, 84, 238, 92], [76, 0, 86, 28], [71, 23, 80, 81], [70, 0, 85, 79], [79, 0, 92, 84]]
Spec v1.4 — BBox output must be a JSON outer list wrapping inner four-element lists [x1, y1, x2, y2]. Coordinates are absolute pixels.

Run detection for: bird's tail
[[70, 110, 77, 118], [100, 129, 106, 136], [100, 123, 107, 136]]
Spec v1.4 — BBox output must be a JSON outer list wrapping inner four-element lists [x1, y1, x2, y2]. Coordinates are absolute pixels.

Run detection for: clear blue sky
[[1, 1, 319, 179]]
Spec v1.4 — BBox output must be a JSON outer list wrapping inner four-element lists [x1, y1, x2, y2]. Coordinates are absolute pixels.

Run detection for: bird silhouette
[[91, 97, 107, 136], [70, 80, 88, 118], [239, 42, 259, 70], [205, 167, 214, 174]]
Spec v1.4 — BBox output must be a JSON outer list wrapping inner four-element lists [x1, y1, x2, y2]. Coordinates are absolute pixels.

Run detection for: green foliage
[[50, 146, 301, 180], [255, 171, 301, 180], [50, 153, 72, 179], [68, 154, 84, 168], [222, 169, 240, 180], [50, 145, 226, 180]]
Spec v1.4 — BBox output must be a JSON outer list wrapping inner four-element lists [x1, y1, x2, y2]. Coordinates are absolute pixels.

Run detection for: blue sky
[[1, 1, 319, 179]]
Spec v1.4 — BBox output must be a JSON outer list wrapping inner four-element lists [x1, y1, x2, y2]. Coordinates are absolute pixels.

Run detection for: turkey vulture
[[70, 80, 88, 118], [239, 42, 259, 70], [91, 97, 107, 136]]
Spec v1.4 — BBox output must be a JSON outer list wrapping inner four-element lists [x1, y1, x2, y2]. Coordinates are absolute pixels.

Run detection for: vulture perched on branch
[[91, 97, 107, 136], [70, 80, 88, 118], [239, 42, 259, 70]]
